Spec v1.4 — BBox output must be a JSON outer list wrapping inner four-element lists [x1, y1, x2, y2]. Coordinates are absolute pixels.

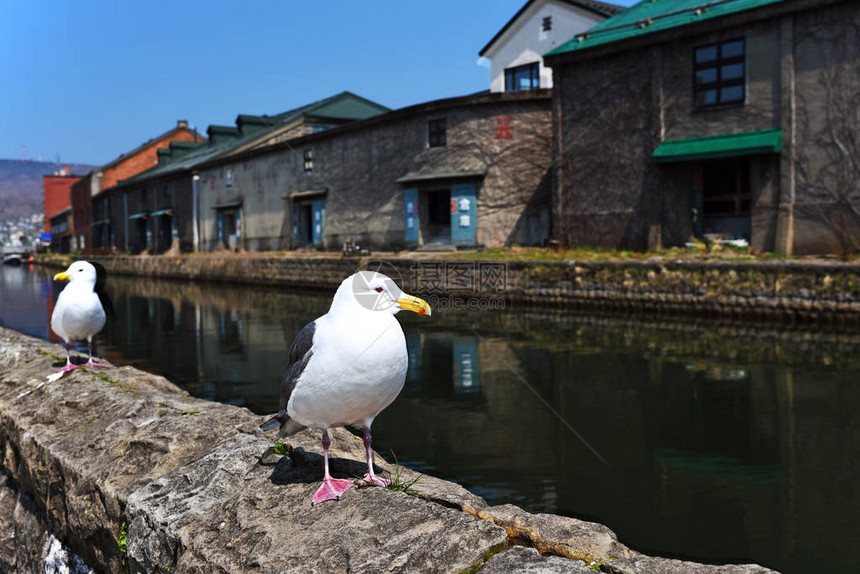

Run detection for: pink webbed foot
[[57, 363, 79, 373], [83, 360, 107, 368], [312, 477, 354, 505], [362, 472, 390, 487]]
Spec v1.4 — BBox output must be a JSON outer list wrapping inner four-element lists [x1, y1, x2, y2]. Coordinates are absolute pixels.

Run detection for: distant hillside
[[0, 159, 97, 221]]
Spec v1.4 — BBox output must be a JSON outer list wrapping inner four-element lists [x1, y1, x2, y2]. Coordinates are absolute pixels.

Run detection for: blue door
[[292, 203, 300, 245], [450, 182, 477, 246], [404, 188, 419, 246], [311, 199, 324, 246]]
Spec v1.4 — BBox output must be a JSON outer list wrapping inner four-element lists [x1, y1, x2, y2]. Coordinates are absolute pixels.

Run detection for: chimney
[[177, 120, 188, 129]]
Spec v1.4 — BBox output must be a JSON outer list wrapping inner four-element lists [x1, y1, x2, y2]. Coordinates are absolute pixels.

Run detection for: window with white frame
[[504, 62, 540, 91]]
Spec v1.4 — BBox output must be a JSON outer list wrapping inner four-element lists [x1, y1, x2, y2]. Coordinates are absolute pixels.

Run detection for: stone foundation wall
[[40, 254, 860, 326]]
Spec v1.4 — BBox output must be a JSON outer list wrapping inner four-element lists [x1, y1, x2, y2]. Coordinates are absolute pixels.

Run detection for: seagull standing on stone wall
[[51, 261, 111, 372], [261, 270, 431, 505]]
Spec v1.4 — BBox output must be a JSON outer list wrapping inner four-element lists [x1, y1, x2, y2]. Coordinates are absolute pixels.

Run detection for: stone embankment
[[39, 253, 860, 325], [0, 327, 777, 573]]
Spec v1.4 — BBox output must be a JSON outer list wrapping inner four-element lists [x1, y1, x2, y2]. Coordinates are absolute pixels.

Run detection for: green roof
[[113, 92, 388, 188], [547, 0, 790, 56], [270, 91, 390, 123], [652, 129, 782, 162], [305, 94, 390, 120]]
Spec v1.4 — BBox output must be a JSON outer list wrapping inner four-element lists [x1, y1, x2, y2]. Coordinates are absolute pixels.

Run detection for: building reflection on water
[[2, 264, 860, 573]]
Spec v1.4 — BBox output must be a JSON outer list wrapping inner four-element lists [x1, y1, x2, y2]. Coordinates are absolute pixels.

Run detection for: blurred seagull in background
[[261, 270, 431, 505], [51, 260, 112, 372]]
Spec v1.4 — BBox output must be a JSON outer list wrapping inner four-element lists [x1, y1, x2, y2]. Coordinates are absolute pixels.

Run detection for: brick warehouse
[[102, 93, 388, 254], [197, 90, 553, 252], [68, 121, 202, 253], [42, 169, 81, 234]]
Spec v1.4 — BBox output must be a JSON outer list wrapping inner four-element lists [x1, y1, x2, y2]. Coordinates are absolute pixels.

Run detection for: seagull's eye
[[374, 287, 384, 293]]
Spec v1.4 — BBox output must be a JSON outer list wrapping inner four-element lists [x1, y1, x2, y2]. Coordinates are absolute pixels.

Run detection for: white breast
[[287, 311, 408, 429], [51, 284, 106, 342]]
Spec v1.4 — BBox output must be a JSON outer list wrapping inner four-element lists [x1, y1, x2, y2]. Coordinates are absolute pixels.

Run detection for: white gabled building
[[480, 0, 623, 92]]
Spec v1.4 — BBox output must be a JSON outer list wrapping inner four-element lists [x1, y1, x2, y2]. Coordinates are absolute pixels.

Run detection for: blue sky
[[1, 0, 636, 166]]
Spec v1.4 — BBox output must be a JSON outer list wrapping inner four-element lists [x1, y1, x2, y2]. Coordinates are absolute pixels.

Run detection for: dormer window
[[504, 62, 540, 91]]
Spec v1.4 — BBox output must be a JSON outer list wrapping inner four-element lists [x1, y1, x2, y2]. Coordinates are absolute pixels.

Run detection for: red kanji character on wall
[[495, 116, 514, 140]]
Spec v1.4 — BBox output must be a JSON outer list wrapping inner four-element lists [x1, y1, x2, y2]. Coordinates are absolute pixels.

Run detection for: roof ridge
[[479, 0, 623, 56], [546, 0, 791, 57]]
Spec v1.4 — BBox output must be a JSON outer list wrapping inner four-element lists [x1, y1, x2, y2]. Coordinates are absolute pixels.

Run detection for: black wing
[[260, 320, 316, 437], [280, 320, 316, 412], [89, 260, 115, 319]]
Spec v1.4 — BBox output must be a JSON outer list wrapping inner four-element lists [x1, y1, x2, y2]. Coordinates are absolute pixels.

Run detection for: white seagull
[[261, 270, 431, 505], [51, 261, 109, 372]]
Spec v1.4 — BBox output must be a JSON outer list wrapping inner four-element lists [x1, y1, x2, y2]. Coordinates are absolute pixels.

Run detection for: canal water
[[2, 262, 860, 573]]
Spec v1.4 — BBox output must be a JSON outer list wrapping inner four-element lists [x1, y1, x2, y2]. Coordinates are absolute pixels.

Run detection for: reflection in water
[[2, 264, 860, 573]]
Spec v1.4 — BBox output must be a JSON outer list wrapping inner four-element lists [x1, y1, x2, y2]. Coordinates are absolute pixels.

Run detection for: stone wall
[[40, 254, 860, 326], [550, 0, 860, 255], [197, 91, 552, 253], [0, 328, 777, 573]]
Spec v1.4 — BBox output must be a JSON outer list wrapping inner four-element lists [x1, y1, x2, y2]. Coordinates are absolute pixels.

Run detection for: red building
[[42, 167, 80, 233], [70, 120, 203, 252]]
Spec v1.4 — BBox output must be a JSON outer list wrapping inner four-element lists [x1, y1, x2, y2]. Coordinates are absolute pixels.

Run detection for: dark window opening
[[542, 16, 552, 32], [427, 118, 448, 147], [219, 210, 240, 249], [694, 38, 745, 109], [300, 204, 313, 245], [157, 215, 173, 253], [702, 158, 751, 240], [303, 149, 314, 174], [505, 62, 540, 91], [428, 119, 447, 148], [421, 189, 451, 244]]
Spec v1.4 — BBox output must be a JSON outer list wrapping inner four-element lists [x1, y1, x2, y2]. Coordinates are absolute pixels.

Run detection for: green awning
[[652, 129, 782, 163], [128, 212, 149, 220], [151, 209, 173, 217]]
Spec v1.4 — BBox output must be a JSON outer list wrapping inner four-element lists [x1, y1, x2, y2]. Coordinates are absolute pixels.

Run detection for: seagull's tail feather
[[259, 416, 282, 432], [259, 410, 306, 438]]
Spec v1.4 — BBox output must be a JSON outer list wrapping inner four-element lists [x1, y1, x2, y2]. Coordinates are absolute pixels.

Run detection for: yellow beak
[[396, 293, 432, 316], [53, 271, 70, 281]]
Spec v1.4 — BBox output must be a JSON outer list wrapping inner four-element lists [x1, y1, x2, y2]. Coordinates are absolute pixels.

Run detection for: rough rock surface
[[481, 546, 595, 573], [603, 557, 779, 574], [473, 504, 636, 563], [0, 327, 780, 573]]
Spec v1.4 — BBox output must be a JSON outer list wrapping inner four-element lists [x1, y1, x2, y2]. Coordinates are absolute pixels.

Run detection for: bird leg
[[362, 426, 390, 486], [57, 343, 78, 372], [311, 429, 353, 505], [82, 339, 107, 368]]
